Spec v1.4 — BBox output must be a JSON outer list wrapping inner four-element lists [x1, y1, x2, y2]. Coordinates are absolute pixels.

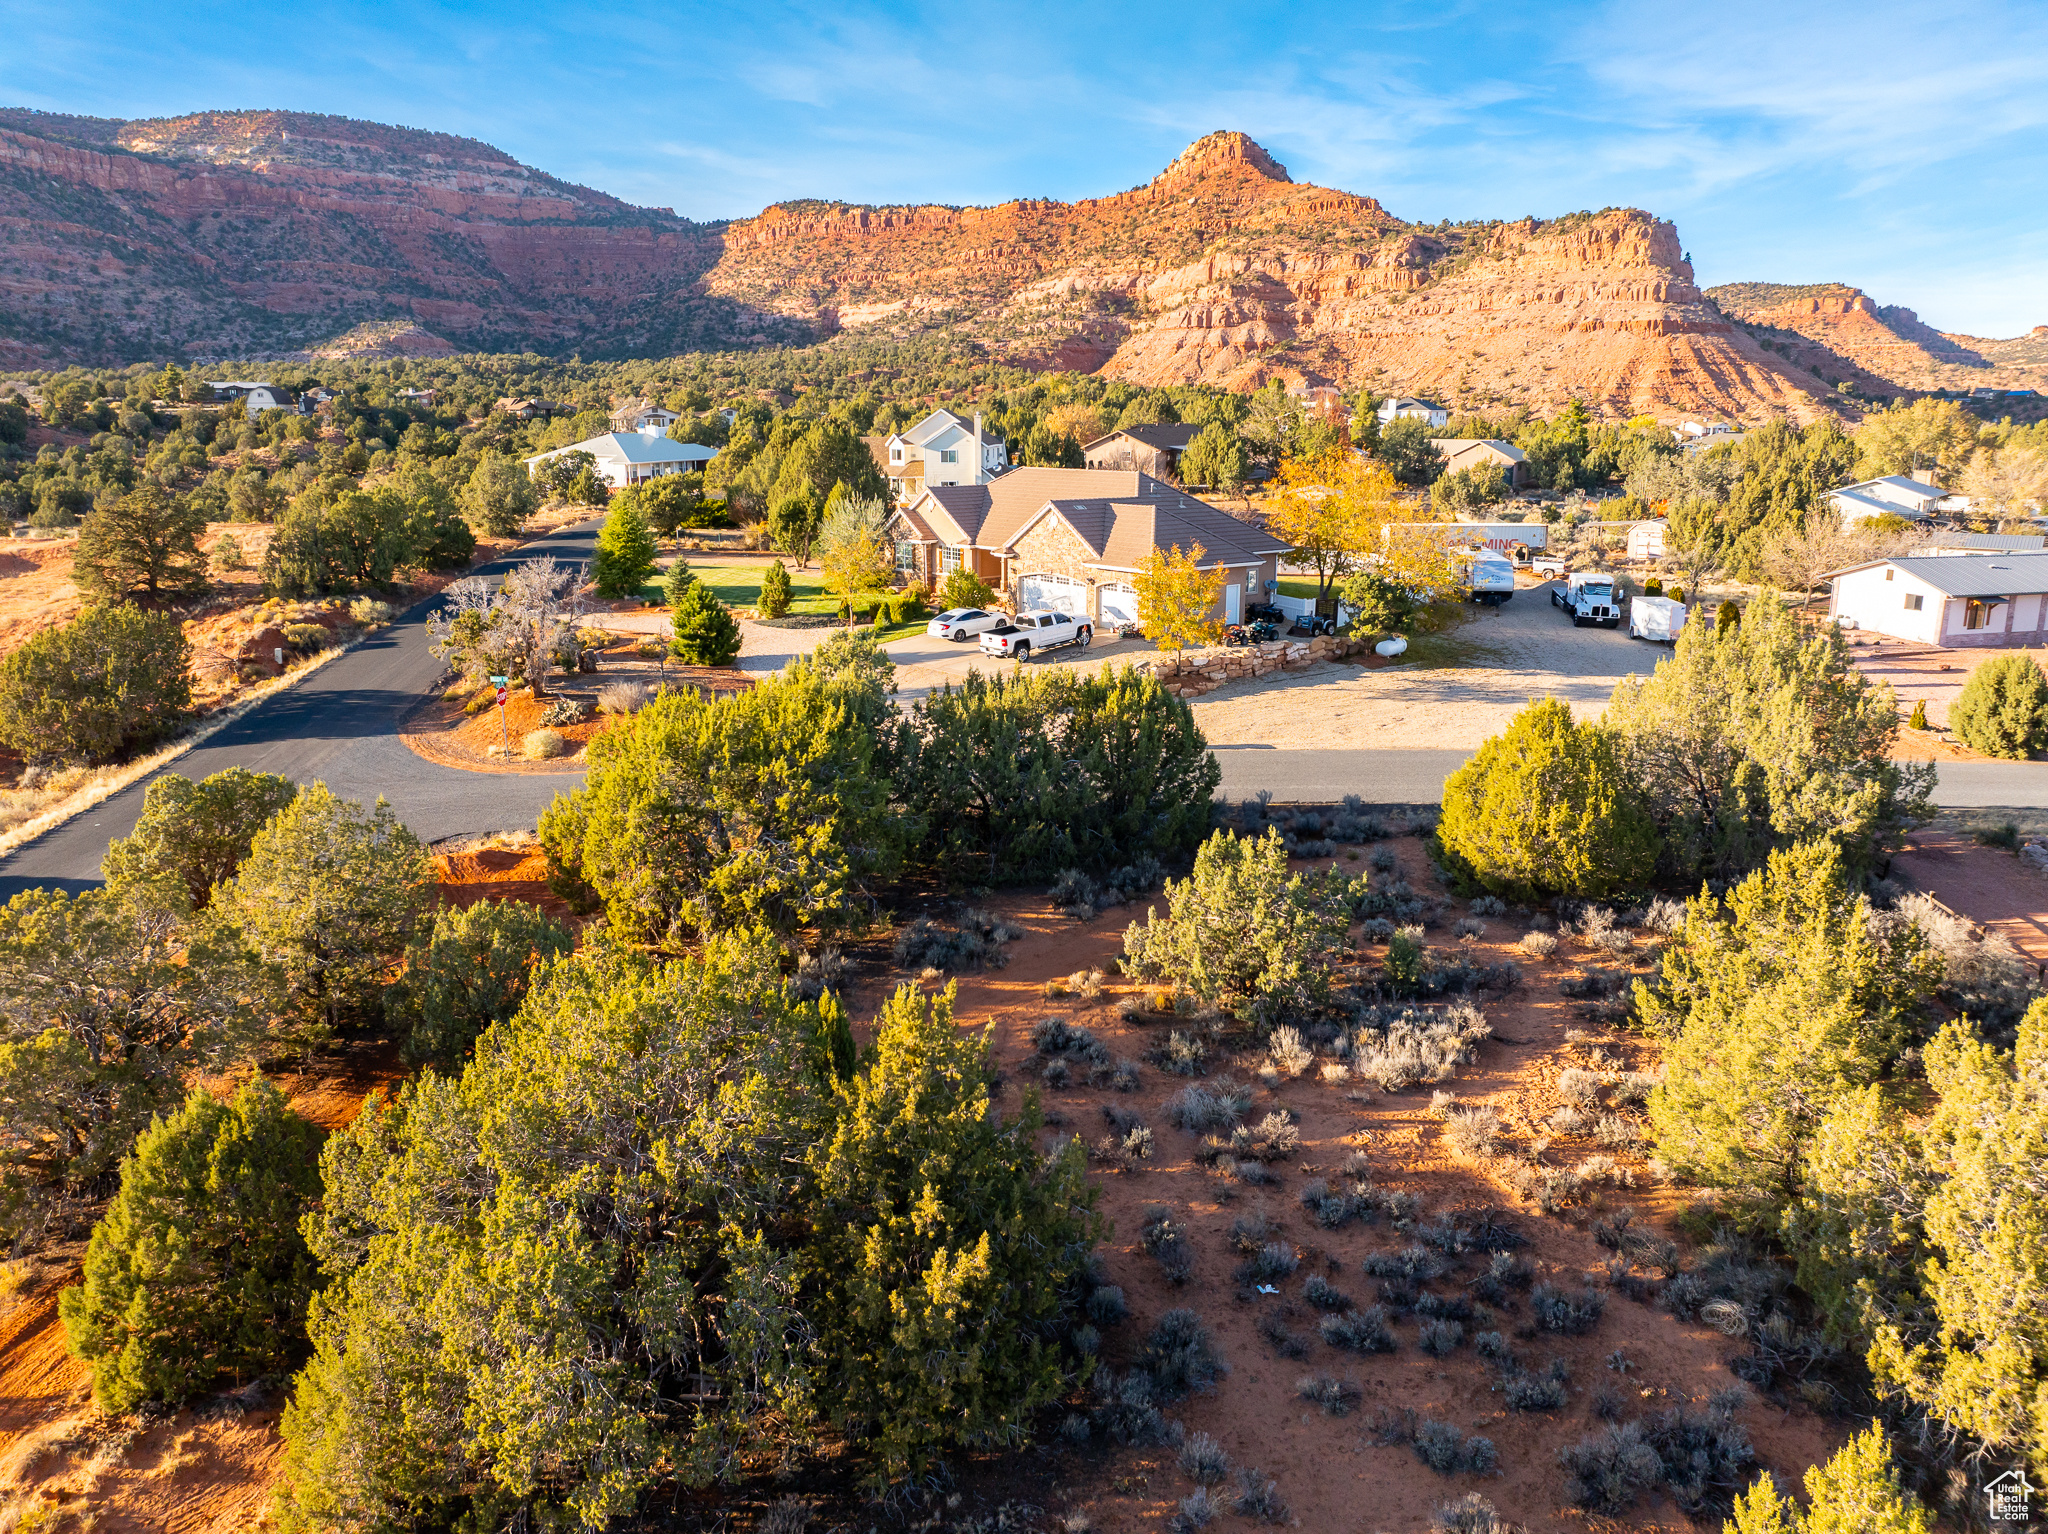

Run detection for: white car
[[979, 609, 1092, 660], [926, 607, 1004, 641]]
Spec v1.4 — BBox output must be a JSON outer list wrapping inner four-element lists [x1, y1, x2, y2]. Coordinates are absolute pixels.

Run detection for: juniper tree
[[1438, 697, 1658, 900], [389, 899, 575, 1071], [1949, 653, 2048, 760], [100, 767, 299, 911], [59, 1076, 322, 1412], [591, 491, 658, 598]]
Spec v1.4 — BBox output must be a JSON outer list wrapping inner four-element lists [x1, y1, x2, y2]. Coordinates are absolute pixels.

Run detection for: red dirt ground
[[1895, 827, 2048, 967], [0, 839, 1852, 1534]]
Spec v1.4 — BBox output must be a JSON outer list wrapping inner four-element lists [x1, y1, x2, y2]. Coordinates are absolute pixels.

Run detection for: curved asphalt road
[[0, 518, 600, 899]]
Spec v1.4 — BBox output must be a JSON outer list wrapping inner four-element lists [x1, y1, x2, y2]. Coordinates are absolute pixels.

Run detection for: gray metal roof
[[1873, 552, 2048, 597], [1926, 533, 2048, 553]]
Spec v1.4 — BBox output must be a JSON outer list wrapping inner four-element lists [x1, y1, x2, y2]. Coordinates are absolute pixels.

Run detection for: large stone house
[[887, 467, 1290, 627], [869, 409, 1009, 503]]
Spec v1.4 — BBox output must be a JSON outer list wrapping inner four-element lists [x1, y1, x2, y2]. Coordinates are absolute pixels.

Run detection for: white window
[[1903, 593, 1924, 611], [942, 546, 962, 573], [890, 446, 902, 462], [895, 541, 916, 571], [939, 449, 958, 464]]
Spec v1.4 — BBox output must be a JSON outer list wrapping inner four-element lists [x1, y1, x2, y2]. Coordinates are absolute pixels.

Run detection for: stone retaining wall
[[1139, 634, 1368, 699]]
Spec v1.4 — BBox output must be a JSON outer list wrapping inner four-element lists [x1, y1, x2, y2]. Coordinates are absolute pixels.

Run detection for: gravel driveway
[[1192, 579, 1664, 751]]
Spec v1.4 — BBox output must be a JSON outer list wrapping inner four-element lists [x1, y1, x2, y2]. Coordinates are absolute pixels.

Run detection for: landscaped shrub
[[1438, 699, 1658, 900], [758, 558, 793, 616], [669, 581, 743, 665], [523, 727, 567, 759], [1949, 653, 2048, 759], [60, 1077, 321, 1412], [0, 605, 192, 764]]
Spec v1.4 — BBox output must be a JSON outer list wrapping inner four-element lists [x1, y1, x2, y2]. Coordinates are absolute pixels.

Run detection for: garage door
[[1100, 583, 1139, 626], [1016, 573, 1083, 616]]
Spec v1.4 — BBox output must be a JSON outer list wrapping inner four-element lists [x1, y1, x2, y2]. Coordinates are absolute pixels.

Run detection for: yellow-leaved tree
[[1134, 541, 1225, 658], [1262, 450, 1402, 604]]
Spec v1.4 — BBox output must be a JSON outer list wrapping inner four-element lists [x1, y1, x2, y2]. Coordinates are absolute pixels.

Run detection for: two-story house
[[1377, 396, 1450, 428], [1081, 423, 1202, 479], [609, 395, 681, 434], [887, 467, 1290, 628], [870, 410, 1009, 503]]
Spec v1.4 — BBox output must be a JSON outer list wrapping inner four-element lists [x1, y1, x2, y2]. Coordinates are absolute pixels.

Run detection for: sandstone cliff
[[0, 109, 1903, 420], [1706, 281, 2047, 399], [704, 131, 1827, 421]]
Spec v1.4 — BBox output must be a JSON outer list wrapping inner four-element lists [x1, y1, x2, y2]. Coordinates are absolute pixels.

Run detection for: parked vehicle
[[1530, 555, 1568, 578], [979, 609, 1093, 660], [1460, 549, 1518, 606], [1551, 571, 1620, 628], [1288, 614, 1336, 636], [1245, 601, 1288, 624], [1223, 623, 1252, 646], [1627, 595, 1688, 642], [927, 607, 1005, 641]]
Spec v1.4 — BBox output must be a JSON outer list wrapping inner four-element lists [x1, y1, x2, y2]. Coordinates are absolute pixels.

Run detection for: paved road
[[1210, 746, 2048, 809], [0, 519, 600, 899]]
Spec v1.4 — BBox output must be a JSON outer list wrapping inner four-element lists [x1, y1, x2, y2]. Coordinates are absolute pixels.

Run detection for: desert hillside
[[1707, 279, 2048, 398], [0, 108, 1941, 420]]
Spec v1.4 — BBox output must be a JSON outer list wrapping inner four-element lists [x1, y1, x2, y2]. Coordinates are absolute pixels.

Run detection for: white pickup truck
[[979, 609, 1093, 661]]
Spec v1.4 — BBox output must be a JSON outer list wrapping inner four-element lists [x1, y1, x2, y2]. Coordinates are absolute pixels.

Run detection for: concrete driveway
[[883, 628, 1161, 701]]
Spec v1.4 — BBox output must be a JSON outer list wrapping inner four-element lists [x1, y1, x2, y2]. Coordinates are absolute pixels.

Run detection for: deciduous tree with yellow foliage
[[1134, 541, 1225, 657], [1263, 450, 1402, 603]]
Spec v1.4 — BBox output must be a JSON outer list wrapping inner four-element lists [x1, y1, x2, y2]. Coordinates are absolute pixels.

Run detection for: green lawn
[[636, 561, 928, 641], [1276, 577, 1332, 602]]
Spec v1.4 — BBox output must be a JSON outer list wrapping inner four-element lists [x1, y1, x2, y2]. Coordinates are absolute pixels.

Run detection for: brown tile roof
[[1081, 423, 1202, 453], [913, 468, 1287, 567], [888, 504, 939, 541]]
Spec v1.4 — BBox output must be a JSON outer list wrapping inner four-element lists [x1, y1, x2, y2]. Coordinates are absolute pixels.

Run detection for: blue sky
[[13, 1, 2048, 335]]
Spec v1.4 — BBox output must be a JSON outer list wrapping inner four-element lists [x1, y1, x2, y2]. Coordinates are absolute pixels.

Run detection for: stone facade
[[1006, 516, 1108, 617]]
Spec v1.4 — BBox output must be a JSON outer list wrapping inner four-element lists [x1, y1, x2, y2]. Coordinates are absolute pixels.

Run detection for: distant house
[[1377, 397, 1449, 429], [1827, 550, 2048, 647], [208, 380, 294, 414], [522, 427, 716, 490], [1674, 421, 1748, 454], [1830, 475, 1946, 525], [397, 387, 439, 407], [609, 396, 680, 434], [1430, 438, 1529, 488], [889, 466, 1289, 627], [1082, 424, 1202, 479], [495, 396, 567, 421], [875, 410, 1008, 502]]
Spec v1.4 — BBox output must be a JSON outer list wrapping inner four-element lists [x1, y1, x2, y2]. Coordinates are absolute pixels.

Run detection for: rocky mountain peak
[[1154, 131, 1290, 186]]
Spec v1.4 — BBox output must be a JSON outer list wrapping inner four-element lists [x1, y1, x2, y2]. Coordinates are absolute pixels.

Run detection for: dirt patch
[[432, 838, 580, 922], [1895, 826, 2048, 967], [1847, 638, 2048, 732], [832, 839, 1846, 1533], [400, 651, 750, 773]]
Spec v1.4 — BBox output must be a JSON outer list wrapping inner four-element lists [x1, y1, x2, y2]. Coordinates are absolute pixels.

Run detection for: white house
[[209, 381, 294, 414], [1378, 396, 1449, 428], [872, 410, 1008, 503], [1829, 475, 1946, 526], [1827, 550, 2048, 648], [609, 396, 680, 434], [522, 427, 716, 490]]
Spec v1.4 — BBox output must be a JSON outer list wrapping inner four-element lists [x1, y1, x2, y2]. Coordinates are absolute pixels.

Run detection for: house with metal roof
[[1924, 532, 2048, 556], [1082, 423, 1202, 479], [522, 427, 716, 491], [1827, 550, 2048, 647], [1828, 474, 1946, 527], [888, 467, 1290, 627]]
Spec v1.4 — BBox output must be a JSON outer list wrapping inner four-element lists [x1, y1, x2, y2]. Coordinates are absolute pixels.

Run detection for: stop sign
[[495, 687, 507, 706]]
